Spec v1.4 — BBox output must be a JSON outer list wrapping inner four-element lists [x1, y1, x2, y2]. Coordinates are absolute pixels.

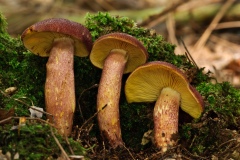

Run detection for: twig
[[0, 116, 13, 124], [209, 34, 240, 50], [215, 21, 240, 30], [102, 141, 106, 160], [166, 0, 180, 54], [96, 0, 115, 10], [77, 84, 98, 122], [50, 126, 70, 160], [182, 146, 209, 159], [68, 155, 84, 159], [180, 38, 199, 69], [122, 144, 136, 160], [78, 104, 107, 138], [0, 90, 53, 118], [0, 116, 55, 127], [219, 142, 240, 156], [0, 90, 11, 97], [65, 136, 74, 155], [218, 138, 237, 149], [15, 97, 53, 117], [139, 0, 188, 28], [193, 0, 236, 52]]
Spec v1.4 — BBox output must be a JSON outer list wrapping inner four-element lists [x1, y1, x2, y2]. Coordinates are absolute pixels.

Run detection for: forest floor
[[1, 0, 240, 159]]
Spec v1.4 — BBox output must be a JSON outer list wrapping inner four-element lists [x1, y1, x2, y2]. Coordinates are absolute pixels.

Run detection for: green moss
[[0, 15, 47, 116], [0, 122, 87, 160], [179, 82, 240, 156], [198, 82, 240, 121], [120, 101, 153, 149]]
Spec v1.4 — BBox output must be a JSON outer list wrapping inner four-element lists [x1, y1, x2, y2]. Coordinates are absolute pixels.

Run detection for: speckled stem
[[45, 37, 75, 136], [97, 49, 128, 148], [153, 87, 180, 152]]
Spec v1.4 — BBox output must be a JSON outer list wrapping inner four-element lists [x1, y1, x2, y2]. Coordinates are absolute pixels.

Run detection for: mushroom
[[90, 32, 148, 148], [21, 18, 92, 136], [125, 61, 204, 152]]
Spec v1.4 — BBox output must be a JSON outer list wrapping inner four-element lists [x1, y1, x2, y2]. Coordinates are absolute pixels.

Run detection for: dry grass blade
[[193, 0, 236, 52], [77, 84, 98, 122], [209, 35, 240, 50], [78, 104, 107, 139], [215, 21, 240, 29], [139, 0, 188, 28], [50, 126, 71, 160], [0, 116, 55, 127], [122, 144, 136, 160]]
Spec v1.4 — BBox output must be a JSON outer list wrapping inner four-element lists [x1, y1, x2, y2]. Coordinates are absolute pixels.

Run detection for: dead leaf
[[0, 108, 14, 121]]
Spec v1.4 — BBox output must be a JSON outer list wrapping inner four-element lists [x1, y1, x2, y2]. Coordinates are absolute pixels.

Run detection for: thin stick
[[78, 104, 107, 138], [218, 138, 237, 149], [0, 116, 55, 127], [122, 144, 136, 160], [210, 34, 240, 50], [182, 146, 209, 159], [180, 38, 199, 69], [65, 136, 74, 155], [166, 0, 179, 49], [215, 21, 240, 30], [77, 84, 98, 122], [50, 126, 70, 160], [140, 0, 187, 28], [0, 116, 13, 124], [14, 97, 55, 122], [193, 0, 235, 51], [0, 90, 53, 118]]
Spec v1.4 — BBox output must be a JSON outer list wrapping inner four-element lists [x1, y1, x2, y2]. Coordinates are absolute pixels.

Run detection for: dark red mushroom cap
[[21, 18, 92, 57]]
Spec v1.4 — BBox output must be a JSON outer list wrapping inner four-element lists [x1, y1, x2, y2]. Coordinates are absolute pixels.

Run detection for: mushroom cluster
[[125, 61, 204, 152], [21, 18, 92, 136], [21, 17, 204, 152]]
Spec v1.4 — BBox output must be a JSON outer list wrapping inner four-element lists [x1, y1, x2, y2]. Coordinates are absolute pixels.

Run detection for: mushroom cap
[[90, 32, 148, 74], [21, 18, 92, 57], [125, 61, 204, 118]]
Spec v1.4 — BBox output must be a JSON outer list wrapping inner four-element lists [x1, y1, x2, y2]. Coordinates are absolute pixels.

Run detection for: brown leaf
[[0, 108, 15, 121]]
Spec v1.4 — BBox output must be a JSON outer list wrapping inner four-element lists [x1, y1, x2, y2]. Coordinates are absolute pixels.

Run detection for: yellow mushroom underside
[[90, 38, 147, 73], [22, 31, 89, 57], [125, 63, 203, 118]]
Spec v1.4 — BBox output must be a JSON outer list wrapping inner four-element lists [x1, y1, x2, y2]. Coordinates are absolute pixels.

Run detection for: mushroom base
[[153, 87, 180, 152], [45, 37, 75, 136]]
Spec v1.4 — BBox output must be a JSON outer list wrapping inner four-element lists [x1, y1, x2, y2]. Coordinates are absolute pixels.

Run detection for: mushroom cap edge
[[89, 32, 148, 74], [125, 61, 204, 118], [21, 18, 92, 57]]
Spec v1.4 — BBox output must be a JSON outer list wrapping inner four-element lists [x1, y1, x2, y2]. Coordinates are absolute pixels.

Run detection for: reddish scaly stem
[[97, 49, 128, 148], [153, 87, 180, 152], [45, 37, 75, 136]]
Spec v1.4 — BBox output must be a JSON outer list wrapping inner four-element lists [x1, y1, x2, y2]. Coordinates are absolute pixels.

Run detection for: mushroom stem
[[97, 49, 128, 148], [45, 37, 75, 136], [153, 87, 180, 152]]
